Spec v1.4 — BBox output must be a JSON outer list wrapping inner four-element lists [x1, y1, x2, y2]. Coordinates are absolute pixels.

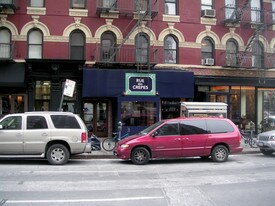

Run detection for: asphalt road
[[0, 153, 275, 206]]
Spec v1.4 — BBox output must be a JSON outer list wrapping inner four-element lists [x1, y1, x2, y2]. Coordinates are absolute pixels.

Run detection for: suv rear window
[[51, 115, 81, 129], [27, 116, 48, 129], [206, 120, 234, 133]]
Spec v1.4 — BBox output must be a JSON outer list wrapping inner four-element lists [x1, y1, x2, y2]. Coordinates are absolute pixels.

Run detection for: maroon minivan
[[114, 117, 243, 165]]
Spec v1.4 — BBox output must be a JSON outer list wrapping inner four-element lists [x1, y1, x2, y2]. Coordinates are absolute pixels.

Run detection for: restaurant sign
[[125, 73, 156, 95]]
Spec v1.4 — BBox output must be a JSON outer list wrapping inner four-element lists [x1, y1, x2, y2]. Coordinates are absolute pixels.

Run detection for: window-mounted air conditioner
[[203, 58, 215, 66], [202, 9, 216, 18]]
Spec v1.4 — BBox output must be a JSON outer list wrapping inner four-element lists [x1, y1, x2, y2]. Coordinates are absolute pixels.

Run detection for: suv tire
[[131, 147, 150, 165], [260, 149, 273, 156], [46, 144, 70, 165], [211, 145, 229, 162]]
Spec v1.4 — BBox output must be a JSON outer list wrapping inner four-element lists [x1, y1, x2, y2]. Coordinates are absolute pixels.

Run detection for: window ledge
[[100, 11, 119, 19], [200, 17, 217, 25], [162, 14, 180, 22], [69, 9, 88, 17], [27, 7, 46, 15]]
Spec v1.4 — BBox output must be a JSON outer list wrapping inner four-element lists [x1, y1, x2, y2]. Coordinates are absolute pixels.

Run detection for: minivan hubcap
[[215, 148, 226, 160], [51, 148, 64, 162], [134, 151, 145, 162]]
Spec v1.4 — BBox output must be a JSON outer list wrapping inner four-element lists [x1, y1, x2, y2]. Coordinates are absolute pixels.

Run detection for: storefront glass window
[[121, 101, 157, 126], [35, 81, 50, 111]]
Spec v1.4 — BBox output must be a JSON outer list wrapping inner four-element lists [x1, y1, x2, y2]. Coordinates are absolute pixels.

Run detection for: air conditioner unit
[[203, 58, 215, 66], [202, 9, 216, 18]]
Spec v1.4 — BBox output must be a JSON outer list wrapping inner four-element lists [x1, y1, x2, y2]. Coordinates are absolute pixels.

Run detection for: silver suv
[[0, 112, 91, 165], [257, 130, 275, 155]]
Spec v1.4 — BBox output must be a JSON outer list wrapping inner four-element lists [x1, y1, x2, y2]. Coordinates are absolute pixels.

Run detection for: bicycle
[[102, 131, 130, 151], [239, 129, 258, 148]]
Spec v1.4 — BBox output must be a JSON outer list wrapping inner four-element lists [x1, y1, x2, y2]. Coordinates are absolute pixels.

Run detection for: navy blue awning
[[83, 68, 194, 98]]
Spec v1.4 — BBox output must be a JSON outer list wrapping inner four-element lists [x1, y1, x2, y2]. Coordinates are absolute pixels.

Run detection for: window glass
[[201, 0, 213, 9], [180, 120, 207, 135], [28, 30, 43, 59], [30, 0, 44, 7], [156, 122, 179, 136], [135, 0, 148, 12], [71, 0, 85, 9], [226, 39, 238, 66], [164, 35, 177, 64], [27, 116, 48, 129], [164, 0, 176, 15], [102, 0, 117, 9], [225, 0, 236, 19], [51, 115, 81, 129], [121, 101, 157, 127], [0, 29, 11, 59], [273, 1, 275, 22], [101, 31, 116, 62], [0, 116, 22, 130], [252, 41, 264, 68], [70, 30, 85, 60], [251, 0, 261, 23], [206, 120, 234, 133], [201, 38, 214, 59], [135, 34, 149, 63]]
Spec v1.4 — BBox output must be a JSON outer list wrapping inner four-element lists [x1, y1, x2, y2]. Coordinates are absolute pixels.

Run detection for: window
[[252, 40, 264, 68], [206, 120, 234, 133], [102, 0, 117, 10], [70, 30, 85, 60], [201, 0, 213, 10], [251, 0, 262, 23], [71, 0, 86, 9], [28, 29, 43, 59], [201, 37, 214, 59], [135, 33, 149, 63], [0, 28, 11, 59], [180, 120, 207, 135], [225, 0, 236, 19], [30, 0, 44, 7], [27, 116, 48, 129], [164, 0, 177, 15], [156, 122, 179, 136], [35, 81, 50, 111], [164, 35, 178, 64], [0, 116, 22, 130], [101, 31, 116, 62], [51, 115, 81, 129], [135, 0, 148, 12], [272, 0, 275, 22], [121, 101, 157, 127], [226, 39, 238, 66]]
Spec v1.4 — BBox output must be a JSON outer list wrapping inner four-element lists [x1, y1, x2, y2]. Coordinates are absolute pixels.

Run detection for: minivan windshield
[[138, 120, 165, 135]]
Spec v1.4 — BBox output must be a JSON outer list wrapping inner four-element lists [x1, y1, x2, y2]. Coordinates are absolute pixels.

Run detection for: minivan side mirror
[[151, 131, 159, 137], [0, 125, 3, 130]]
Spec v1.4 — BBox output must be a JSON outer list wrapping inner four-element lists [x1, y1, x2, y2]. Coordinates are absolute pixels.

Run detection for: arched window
[[252, 40, 264, 68], [164, 35, 178, 64], [28, 29, 43, 59], [70, 30, 85, 60], [135, 33, 149, 63], [101, 31, 116, 62], [0, 28, 11, 59], [226, 38, 238, 66], [201, 37, 214, 65]]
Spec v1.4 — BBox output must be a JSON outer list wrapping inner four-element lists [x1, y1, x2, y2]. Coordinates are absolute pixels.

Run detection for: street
[[0, 153, 275, 206]]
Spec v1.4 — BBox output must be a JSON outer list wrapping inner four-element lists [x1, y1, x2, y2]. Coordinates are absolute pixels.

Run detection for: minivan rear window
[[206, 120, 234, 133], [51, 115, 81, 129]]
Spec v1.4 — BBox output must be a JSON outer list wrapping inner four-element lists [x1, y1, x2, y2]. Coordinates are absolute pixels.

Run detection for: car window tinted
[[0, 116, 22, 130], [206, 120, 234, 133], [27, 116, 48, 129], [180, 120, 208, 135], [156, 122, 179, 136], [51, 115, 80, 129]]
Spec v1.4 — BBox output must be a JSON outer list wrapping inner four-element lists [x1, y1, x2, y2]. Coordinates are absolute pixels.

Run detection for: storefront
[[82, 68, 194, 137]]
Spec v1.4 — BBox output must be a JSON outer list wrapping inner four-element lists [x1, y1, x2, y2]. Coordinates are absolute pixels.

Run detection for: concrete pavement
[[74, 138, 260, 159]]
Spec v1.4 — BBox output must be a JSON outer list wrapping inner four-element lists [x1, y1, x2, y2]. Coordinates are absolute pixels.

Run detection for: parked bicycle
[[239, 129, 258, 148], [102, 121, 130, 151]]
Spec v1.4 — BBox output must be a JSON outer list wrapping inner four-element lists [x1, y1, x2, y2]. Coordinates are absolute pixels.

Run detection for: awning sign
[[125, 73, 156, 96], [63, 79, 76, 97]]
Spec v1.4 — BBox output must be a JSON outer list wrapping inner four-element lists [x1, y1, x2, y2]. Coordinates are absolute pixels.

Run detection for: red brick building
[[0, 0, 274, 136]]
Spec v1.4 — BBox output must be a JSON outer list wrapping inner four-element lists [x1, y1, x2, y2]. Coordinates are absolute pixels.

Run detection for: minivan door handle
[[185, 138, 190, 141], [174, 138, 181, 141]]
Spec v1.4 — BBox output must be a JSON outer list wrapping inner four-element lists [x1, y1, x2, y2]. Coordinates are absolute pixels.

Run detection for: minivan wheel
[[46, 144, 70, 165], [211, 145, 229, 162], [131, 147, 150, 165]]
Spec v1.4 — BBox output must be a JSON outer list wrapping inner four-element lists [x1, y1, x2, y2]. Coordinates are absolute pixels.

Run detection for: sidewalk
[[74, 139, 260, 159]]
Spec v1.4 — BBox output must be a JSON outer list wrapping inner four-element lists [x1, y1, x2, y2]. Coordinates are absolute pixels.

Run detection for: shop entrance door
[[83, 101, 108, 137]]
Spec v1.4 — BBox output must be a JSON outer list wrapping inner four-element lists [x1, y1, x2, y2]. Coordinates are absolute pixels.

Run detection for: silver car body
[[257, 130, 275, 152]]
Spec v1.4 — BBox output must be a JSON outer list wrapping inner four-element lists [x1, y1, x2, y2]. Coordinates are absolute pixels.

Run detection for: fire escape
[[0, 0, 18, 12], [95, 0, 158, 70], [223, 0, 275, 82]]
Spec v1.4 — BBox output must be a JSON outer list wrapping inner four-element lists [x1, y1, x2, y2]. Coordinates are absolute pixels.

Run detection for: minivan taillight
[[81, 132, 87, 143]]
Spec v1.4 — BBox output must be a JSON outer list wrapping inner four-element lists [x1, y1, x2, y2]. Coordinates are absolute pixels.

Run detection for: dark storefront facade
[[82, 68, 194, 137]]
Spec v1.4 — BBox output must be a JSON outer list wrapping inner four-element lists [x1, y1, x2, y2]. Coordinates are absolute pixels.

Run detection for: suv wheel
[[131, 147, 150, 165], [211, 145, 229, 162], [46, 144, 70, 165], [260, 149, 273, 156]]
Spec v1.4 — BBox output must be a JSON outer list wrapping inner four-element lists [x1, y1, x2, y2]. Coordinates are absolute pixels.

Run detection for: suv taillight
[[81, 132, 87, 143]]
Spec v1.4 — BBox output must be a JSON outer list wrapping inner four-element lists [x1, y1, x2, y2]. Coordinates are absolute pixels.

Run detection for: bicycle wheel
[[102, 138, 116, 151], [248, 137, 258, 148]]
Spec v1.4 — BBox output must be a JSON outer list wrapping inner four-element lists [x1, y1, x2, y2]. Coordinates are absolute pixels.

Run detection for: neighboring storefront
[[82, 68, 194, 137]]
